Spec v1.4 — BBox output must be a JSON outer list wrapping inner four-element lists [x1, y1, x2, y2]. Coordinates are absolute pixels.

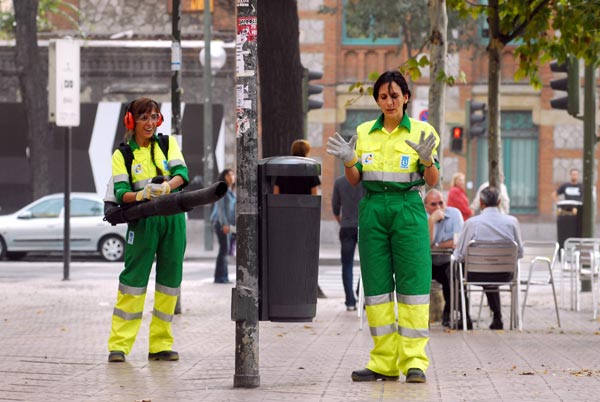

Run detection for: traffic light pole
[[581, 63, 596, 237], [233, 0, 260, 388]]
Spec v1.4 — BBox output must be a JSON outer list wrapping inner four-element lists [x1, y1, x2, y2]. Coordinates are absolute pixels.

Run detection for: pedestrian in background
[[327, 70, 439, 384], [332, 174, 364, 311], [211, 168, 236, 284], [107, 97, 188, 363], [273, 139, 327, 298], [552, 167, 583, 202], [447, 172, 472, 221]]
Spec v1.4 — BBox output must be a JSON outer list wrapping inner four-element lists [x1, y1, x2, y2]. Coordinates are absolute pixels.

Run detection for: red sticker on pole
[[237, 17, 257, 42]]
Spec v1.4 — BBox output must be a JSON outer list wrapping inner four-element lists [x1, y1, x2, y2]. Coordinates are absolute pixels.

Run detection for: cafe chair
[[561, 238, 600, 318], [519, 241, 561, 328], [458, 240, 521, 332]]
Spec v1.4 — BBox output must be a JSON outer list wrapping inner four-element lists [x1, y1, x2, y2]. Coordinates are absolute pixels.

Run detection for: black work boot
[[351, 368, 399, 382]]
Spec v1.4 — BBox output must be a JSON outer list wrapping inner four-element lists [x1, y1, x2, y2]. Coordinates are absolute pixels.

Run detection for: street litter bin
[[257, 156, 321, 322], [556, 200, 583, 249]]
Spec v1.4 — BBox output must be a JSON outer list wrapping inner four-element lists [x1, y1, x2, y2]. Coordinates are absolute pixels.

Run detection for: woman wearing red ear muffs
[[106, 97, 189, 363]]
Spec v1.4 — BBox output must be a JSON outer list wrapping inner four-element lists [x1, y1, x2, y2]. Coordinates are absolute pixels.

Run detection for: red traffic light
[[452, 126, 463, 139]]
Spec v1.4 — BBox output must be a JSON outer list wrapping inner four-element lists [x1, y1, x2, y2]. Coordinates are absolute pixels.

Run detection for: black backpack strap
[[118, 142, 134, 183], [156, 133, 170, 158]]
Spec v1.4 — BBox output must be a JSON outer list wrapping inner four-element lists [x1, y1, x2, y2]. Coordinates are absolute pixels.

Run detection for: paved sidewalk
[[2, 257, 600, 402]]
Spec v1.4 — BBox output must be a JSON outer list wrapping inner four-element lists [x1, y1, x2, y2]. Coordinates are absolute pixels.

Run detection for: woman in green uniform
[[327, 71, 439, 383], [107, 98, 189, 363]]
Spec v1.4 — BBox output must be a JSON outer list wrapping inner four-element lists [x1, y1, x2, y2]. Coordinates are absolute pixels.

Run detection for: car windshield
[[26, 198, 63, 218]]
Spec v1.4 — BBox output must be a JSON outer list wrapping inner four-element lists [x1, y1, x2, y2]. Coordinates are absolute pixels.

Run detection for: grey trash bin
[[257, 156, 321, 322], [556, 200, 583, 249]]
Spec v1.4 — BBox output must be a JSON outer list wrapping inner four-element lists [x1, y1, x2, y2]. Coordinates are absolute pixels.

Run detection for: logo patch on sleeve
[[133, 164, 143, 174], [400, 155, 410, 169], [362, 153, 374, 165], [127, 230, 135, 244]]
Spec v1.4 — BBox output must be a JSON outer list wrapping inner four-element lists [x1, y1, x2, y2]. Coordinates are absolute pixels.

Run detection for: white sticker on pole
[[50, 38, 80, 127], [171, 42, 182, 71]]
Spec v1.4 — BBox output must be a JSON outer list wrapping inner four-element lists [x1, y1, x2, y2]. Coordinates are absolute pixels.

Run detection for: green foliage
[[447, 0, 600, 88], [0, 0, 80, 38]]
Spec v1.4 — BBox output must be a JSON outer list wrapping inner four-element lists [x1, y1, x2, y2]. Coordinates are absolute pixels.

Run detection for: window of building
[[342, 0, 401, 45], [475, 111, 538, 214]]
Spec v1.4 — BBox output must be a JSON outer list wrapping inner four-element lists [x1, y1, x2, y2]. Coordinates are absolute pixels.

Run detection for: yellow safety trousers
[[108, 286, 178, 354], [365, 298, 430, 376]]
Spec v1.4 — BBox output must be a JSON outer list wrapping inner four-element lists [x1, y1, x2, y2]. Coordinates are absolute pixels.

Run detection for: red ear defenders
[[123, 100, 164, 130]]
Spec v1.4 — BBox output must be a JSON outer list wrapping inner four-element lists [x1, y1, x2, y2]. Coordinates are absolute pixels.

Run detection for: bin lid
[[259, 156, 321, 177], [557, 200, 583, 207]]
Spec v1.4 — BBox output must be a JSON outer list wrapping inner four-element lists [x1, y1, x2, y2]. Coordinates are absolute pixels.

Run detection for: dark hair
[[124, 97, 161, 141], [217, 168, 233, 182], [372, 70, 411, 114], [480, 186, 500, 207], [291, 139, 311, 157]]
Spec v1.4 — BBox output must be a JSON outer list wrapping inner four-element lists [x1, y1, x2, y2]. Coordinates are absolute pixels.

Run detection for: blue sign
[[419, 109, 428, 122]]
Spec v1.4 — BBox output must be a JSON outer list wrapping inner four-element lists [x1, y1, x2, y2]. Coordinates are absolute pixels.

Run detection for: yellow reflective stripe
[[113, 307, 143, 321], [365, 292, 394, 306], [119, 283, 146, 296], [153, 308, 174, 323], [156, 283, 180, 297], [369, 323, 397, 337], [398, 326, 429, 338], [397, 294, 430, 305], [168, 159, 186, 169], [362, 171, 422, 183]]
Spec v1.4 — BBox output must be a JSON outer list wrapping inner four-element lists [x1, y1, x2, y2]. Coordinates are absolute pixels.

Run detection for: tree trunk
[[257, 0, 304, 157], [487, 0, 502, 188], [14, 0, 52, 199], [428, 0, 448, 172]]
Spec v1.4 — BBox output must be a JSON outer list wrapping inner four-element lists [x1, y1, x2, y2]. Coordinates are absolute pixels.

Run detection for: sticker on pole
[[49, 38, 80, 127]]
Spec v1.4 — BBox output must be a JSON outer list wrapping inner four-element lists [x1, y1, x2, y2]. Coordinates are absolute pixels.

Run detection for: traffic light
[[550, 57, 579, 116], [302, 68, 324, 113], [450, 126, 464, 153], [466, 100, 487, 137]]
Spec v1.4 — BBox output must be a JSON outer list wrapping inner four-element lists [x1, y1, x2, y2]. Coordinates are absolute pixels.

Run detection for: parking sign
[[49, 38, 80, 127]]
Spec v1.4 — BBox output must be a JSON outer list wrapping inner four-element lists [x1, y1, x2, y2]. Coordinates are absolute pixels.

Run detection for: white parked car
[[0, 193, 127, 262]]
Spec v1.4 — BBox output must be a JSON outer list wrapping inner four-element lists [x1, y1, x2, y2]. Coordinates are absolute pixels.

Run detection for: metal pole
[[203, 0, 214, 251], [233, 0, 259, 388], [171, 0, 183, 315], [171, 0, 182, 140], [63, 126, 71, 280], [582, 63, 596, 237]]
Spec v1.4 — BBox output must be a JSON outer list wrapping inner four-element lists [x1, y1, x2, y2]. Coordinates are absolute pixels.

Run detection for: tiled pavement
[[2, 222, 600, 401]]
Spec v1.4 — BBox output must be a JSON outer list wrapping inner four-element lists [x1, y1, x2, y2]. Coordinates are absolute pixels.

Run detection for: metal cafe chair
[[457, 240, 521, 332], [519, 241, 561, 328], [561, 238, 600, 318]]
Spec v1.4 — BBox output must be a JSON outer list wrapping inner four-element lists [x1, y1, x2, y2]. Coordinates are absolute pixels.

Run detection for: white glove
[[135, 183, 153, 202], [149, 181, 170, 199], [405, 131, 436, 167], [327, 132, 358, 167]]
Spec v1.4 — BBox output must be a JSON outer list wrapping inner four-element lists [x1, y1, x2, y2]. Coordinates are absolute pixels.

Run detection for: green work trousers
[[358, 191, 431, 377]]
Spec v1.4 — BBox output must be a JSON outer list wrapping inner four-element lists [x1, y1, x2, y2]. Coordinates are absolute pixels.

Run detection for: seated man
[[453, 186, 524, 330], [424, 189, 464, 328]]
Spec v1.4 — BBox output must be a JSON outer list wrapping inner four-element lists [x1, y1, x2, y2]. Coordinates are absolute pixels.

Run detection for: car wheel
[[6, 251, 26, 260], [0, 236, 6, 260], [99, 234, 125, 262]]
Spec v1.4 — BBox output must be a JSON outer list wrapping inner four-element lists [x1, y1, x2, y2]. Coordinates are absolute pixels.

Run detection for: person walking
[[211, 168, 236, 284], [327, 70, 439, 383], [332, 174, 364, 311], [107, 97, 189, 363]]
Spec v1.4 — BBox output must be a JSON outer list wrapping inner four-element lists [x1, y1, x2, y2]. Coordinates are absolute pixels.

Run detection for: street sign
[[49, 38, 80, 127]]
